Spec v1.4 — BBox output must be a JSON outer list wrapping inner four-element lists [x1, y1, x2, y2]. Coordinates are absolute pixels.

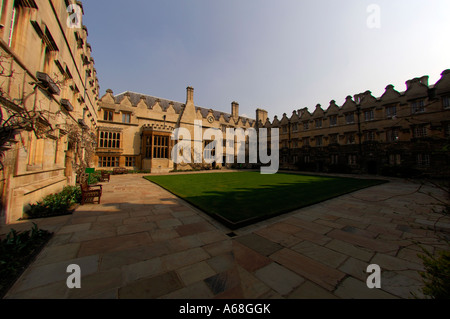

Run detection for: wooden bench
[[81, 182, 102, 205], [113, 167, 128, 175], [99, 170, 111, 182]]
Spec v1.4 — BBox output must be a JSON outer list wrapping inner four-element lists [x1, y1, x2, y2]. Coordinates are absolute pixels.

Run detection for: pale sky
[[83, 0, 450, 120]]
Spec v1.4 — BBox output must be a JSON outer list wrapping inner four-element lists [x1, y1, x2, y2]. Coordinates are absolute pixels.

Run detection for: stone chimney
[[232, 101, 239, 121], [419, 76, 429, 87], [256, 108, 268, 126], [406, 76, 429, 90], [182, 87, 196, 122], [186, 86, 194, 104]]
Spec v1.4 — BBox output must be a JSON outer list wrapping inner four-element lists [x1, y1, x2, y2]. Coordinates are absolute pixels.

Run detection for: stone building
[[0, 0, 99, 223], [1, 1, 448, 225], [270, 70, 450, 177], [95, 87, 257, 173]]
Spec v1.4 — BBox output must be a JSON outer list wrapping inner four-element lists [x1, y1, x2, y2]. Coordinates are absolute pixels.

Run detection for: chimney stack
[[186, 86, 194, 104], [232, 101, 239, 121], [406, 76, 429, 90], [419, 76, 429, 87], [256, 109, 268, 126]]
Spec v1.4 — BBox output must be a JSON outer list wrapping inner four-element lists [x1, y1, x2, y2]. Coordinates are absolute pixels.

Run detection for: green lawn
[[144, 172, 387, 229]]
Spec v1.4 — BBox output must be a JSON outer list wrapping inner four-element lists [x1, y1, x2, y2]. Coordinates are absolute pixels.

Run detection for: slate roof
[[114, 91, 255, 125]]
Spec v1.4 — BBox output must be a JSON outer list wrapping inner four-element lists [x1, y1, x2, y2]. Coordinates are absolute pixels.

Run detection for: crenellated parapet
[[142, 124, 175, 133]]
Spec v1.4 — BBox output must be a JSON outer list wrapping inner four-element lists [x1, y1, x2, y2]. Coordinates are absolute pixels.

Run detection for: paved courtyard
[[2, 171, 449, 299]]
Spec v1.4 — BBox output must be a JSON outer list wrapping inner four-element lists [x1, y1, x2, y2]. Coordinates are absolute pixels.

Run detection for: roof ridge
[[114, 90, 255, 121], [115, 91, 183, 104]]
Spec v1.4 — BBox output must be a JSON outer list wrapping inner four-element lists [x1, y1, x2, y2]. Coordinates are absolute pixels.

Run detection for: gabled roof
[[115, 91, 185, 113], [311, 104, 325, 118], [434, 69, 450, 94], [114, 91, 255, 125], [380, 85, 402, 103], [341, 96, 357, 112], [325, 100, 340, 115]]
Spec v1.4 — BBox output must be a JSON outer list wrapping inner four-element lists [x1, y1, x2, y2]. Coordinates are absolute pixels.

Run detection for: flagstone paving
[[1, 171, 449, 299]]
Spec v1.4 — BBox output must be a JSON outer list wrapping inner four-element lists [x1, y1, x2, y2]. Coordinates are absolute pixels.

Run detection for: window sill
[[96, 148, 124, 154], [27, 165, 43, 172], [97, 120, 138, 127]]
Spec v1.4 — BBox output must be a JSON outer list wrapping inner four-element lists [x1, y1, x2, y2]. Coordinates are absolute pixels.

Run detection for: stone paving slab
[[118, 271, 183, 299], [77, 232, 153, 257], [2, 173, 449, 300], [271, 248, 346, 291], [334, 277, 398, 299], [291, 241, 348, 268], [288, 280, 338, 299], [235, 233, 283, 256], [254, 263, 305, 296]]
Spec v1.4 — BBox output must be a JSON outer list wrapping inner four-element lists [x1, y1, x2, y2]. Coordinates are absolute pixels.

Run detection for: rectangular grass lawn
[[144, 172, 386, 229]]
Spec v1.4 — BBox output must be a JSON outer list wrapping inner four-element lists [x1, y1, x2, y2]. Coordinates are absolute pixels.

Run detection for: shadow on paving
[[146, 177, 387, 230]]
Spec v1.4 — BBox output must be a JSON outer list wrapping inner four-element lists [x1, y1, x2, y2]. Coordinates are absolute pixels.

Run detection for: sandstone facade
[[0, 0, 99, 223], [269, 71, 450, 177]]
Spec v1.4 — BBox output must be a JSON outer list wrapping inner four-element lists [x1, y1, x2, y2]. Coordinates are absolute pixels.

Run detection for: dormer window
[[122, 113, 131, 124], [364, 110, 374, 121], [411, 100, 425, 114], [345, 113, 355, 124], [303, 122, 309, 130], [315, 119, 322, 129], [443, 96, 450, 109], [329, 116, 337, 127], [103, 109, 113, 121], [386, 105, 397, 118]]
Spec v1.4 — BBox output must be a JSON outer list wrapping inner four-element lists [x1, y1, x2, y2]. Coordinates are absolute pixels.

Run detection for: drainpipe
[[356, 105, 363, 170]]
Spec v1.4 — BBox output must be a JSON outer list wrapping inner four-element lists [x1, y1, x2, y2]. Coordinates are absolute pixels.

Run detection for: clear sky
[[82, 0, 450, 120]]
